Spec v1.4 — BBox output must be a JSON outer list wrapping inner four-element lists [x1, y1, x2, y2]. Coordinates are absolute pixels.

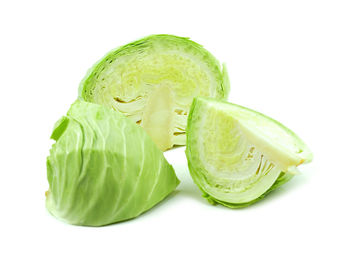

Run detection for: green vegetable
[[185, 97, 312, 208], [46, 101, 179, 226], [79, 34, 229, 151]]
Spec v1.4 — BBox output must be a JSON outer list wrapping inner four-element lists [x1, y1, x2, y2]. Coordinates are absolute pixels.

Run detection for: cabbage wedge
[[185, 97, 312, 208], [46, 101, 179, 226]]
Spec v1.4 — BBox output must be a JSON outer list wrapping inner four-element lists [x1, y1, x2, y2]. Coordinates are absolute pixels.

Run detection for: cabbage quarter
[[186, 97, 312, 208], [79, 35, 229, 151], [46, 101, 179, 226]]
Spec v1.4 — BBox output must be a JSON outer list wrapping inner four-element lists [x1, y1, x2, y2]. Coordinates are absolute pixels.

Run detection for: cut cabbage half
[[79, 34, 229, 151], [185, 97, 312, 208]]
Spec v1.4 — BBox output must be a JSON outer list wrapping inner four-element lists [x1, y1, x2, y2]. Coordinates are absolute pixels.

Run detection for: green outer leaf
[[203, 172, 294, 208], [46, 100, 179, 226]]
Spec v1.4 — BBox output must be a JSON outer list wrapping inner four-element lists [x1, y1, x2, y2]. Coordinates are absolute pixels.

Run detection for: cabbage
[[46, 101, 179, 226], [79, 34, 229, 151], [185, 97, 312, 208]]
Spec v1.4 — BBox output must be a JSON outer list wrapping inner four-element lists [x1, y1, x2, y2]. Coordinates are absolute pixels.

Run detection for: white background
[[1, 0, 349, 257]]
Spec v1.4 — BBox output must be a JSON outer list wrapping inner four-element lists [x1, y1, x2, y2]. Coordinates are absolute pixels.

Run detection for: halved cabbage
[[185, 97, 312, 208], [46, 101, 179, 226], [79, 34, 229, 151]]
